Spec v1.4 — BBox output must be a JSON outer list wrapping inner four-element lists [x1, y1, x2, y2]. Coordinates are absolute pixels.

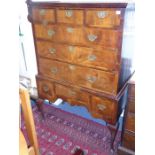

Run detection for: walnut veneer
[[27, 1, 134, 125]]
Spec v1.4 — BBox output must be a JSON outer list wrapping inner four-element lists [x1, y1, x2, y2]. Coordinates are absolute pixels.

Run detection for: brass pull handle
[[51, 67, 58, 74], [39, 9, 46, 16], [47, 29, 55, 37], [65, 10, 73, 17], [67, 27, 74, 33], [87, 34, 97, 42], [68, 46, 75, 53], [97, 11, 107, 18], [68, 90, 76, 96], [97, 104, 106, 111], [68, 65, 76, 70], [43, 85, 49, 92], [88, 54, 96, 61], [49, 48, 56, 54], [87, 76, 96, 83]]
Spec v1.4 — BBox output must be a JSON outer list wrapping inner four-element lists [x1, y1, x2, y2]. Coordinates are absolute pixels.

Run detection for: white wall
[[19, 0, 37, 87]]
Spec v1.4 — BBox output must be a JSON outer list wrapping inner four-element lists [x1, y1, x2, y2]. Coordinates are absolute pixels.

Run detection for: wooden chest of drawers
[[122, 78, 135, 150], [27, 1, 134, 125], [117, 75, 135, 155]]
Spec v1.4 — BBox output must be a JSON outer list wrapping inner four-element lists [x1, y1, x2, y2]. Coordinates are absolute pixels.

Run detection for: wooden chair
[[19, 88, 39, 155]]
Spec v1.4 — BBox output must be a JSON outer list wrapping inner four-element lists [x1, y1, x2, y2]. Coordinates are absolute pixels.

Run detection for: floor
[[31, 98, 124, 130]]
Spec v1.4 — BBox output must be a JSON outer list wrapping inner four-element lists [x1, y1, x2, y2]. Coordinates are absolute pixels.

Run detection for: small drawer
[[57, 9, 84, 25], [91, 96, 118, 124], [122, 131, 135, 151], [85, 9, 122, 28], [36, 78, 55, 102], [34, 24, 57, 41], [55, 84, 90, 109], [32, 8, 55, 23], [125, 112, 135, 132], [36, 41, 119, 71]]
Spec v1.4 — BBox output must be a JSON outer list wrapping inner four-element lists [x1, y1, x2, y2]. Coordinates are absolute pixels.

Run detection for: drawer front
[[34, 24, 57, 41], [86, 9, 122, 28], [127, 101, 135, 113], [36, 78, 55, 101], [125, 112, 135, 132], [34, 24, 120, 49], [55, 84, 90, 109], [56, 9, 84, 25], [39, 58, 119, 95], [32, 8, 55, 23], [36, 41, 119, 71], [91, 96, 118, 124], [122, 131, 135, 151], [38, 58, 69, 83], [128, 84, 135, 98]]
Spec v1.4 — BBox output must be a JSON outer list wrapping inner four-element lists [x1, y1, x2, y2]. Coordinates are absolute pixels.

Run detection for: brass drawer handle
[[68, 90, 76, 96], [47, 29, 55, 37], [87, 34, 97, 42], [67, 27, 74, 33], [39, 9, 46, 16], [43, 85, 49, 92], [68, 65, 76, 70], [68, 46, 75, 52], [49, 48, 56, 54], [87, 76, 96, 83], [88, 54, 96, 61], [97, 104, 106, 111], [97, 11, 107, 18], [65, 10, 73, 17], [51, 67, 58, 74]]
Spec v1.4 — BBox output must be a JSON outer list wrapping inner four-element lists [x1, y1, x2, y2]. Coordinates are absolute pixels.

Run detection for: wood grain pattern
[[34, 24, 120, 49], [19, 88, 40, 155], [38, 58, 119, 95], [27, 1, 133, 127], [91, 96, 118, 124], [32, 8, 55, 23], [85, 9, 122, 28], [122, 131, 135, 151], [55, 84, 90, 110], [125, 112, 135, 132], [36, 40, 119, 71], [36, 78, 56, 102], [56, 9, 84, 25]]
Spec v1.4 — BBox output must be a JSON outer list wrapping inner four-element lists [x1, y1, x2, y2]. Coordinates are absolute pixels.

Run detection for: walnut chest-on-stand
[[27, 1, 134, 127]]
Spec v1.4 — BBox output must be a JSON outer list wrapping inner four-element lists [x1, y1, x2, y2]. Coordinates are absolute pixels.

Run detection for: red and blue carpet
[[21, 104, 121, 155]]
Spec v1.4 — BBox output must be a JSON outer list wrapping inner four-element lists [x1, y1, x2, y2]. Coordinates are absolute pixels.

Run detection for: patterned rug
[[21, 104, 121, 155]]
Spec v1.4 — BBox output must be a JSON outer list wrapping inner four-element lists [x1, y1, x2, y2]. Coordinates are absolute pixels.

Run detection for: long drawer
[[34, 24, 120, 49], [38, 58, 119, 95], [36, 40, 119, 71]]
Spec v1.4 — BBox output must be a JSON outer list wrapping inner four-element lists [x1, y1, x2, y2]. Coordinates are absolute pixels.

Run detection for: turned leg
[[36, 98, 45, 119]]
